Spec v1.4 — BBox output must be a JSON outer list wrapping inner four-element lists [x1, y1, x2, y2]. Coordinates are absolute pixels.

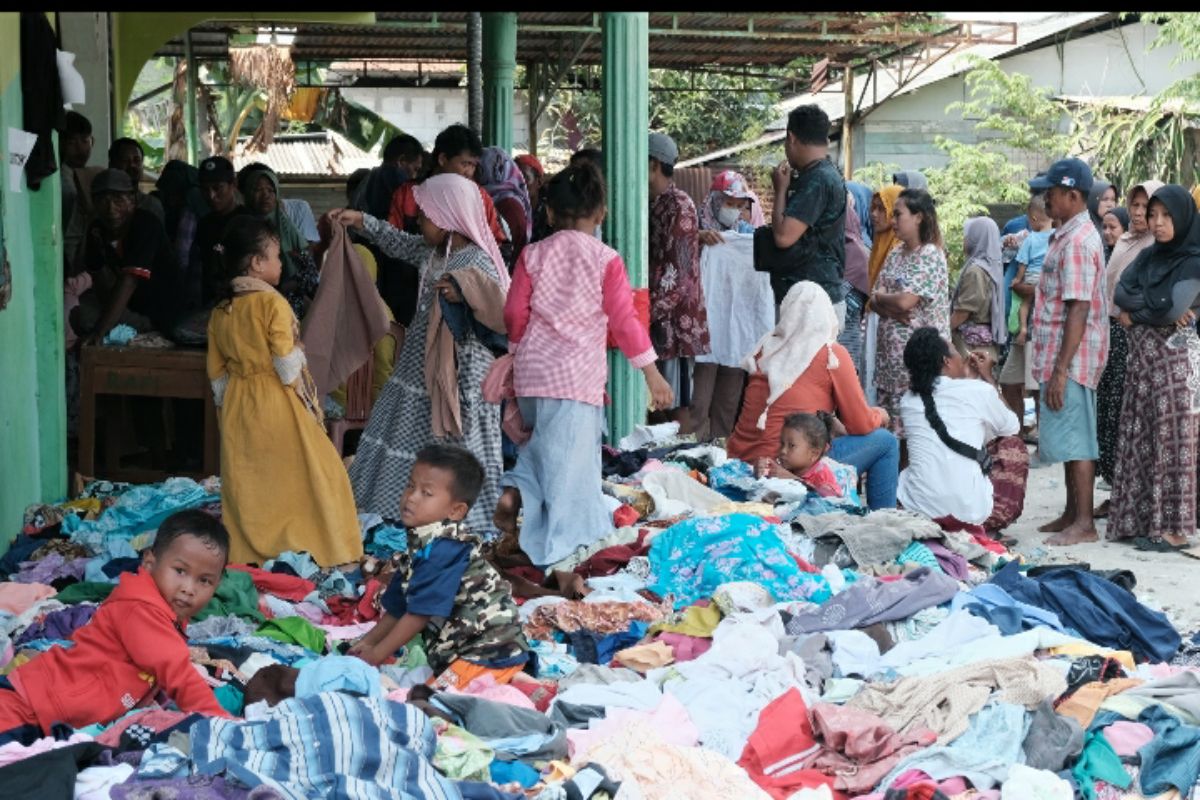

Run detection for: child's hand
[[1014, 327, 1027, 346], [433, 276, 463, 303], [350, 642, 386, 666], [753, 457, 773, 478]]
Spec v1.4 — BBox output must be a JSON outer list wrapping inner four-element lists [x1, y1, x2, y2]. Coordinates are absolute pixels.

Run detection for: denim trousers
[[829, 428, 900, 510]]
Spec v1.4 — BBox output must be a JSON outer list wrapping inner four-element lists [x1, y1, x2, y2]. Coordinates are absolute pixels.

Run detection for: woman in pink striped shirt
[[495, 163, 674, 567]]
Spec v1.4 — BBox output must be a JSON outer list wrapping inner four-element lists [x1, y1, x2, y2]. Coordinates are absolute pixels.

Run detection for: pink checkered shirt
[[505, 230, 656, 406], [1030, 210, 1109, 389]]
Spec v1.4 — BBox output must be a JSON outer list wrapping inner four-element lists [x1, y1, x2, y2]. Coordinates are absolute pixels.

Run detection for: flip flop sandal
[[1133, 536, 1187, 552]]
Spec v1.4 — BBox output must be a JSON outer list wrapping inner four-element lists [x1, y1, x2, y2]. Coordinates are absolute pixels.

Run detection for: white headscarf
[[743, 281, 840, 429], [412, 173, 510, 290]]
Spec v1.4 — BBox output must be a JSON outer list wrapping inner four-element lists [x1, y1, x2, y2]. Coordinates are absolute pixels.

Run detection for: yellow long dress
[[207, 287, 363, 567]]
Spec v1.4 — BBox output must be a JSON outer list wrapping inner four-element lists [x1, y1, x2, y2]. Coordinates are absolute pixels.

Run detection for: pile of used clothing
[[0, 436, 1196, 799]]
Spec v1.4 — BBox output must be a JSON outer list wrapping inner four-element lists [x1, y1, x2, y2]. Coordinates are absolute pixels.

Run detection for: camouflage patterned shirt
[[381, 521, 529, 673]]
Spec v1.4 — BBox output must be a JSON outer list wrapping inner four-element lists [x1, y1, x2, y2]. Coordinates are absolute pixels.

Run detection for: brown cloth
[[301, 221, 391, 398], [425, 265, 507, 437]]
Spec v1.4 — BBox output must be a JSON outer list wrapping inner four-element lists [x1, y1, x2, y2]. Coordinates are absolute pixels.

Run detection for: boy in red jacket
[[0, 509, 232, 739]]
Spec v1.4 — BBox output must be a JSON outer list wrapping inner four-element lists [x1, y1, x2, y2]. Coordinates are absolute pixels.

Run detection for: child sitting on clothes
[[0, 510, 231, 742], [349, 445, 530, 690], [753, 412, 846, 498]]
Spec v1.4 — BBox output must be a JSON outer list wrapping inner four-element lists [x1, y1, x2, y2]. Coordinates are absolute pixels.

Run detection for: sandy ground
[[1006, 446, 1200, 637]]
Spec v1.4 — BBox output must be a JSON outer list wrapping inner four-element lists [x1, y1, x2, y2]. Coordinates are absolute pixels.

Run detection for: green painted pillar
[[481, 12, 516, 151], [601, 12, 649, 444], [30, 160, 65, 505]]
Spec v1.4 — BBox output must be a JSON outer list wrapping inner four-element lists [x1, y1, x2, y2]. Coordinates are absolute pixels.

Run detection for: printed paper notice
[[8, 128, 39, 192]]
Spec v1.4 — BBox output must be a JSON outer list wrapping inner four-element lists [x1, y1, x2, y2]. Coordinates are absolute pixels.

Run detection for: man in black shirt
[[767, 104, 847, 325], [73, 169, 180, 344], [190, 156, 250, 309]]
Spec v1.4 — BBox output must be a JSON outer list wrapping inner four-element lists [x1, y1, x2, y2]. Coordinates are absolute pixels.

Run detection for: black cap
[[90, 168, 135, 198], [1028, 158, 1093, 194], [199, 156, 235, 185]]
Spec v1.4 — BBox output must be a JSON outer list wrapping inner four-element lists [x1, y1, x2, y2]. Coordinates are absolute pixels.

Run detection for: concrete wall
[[856, 21, 1194, 174], [0, 13, 67, 550], [58, 12, 113, 160], [343, 87, 534, 152]]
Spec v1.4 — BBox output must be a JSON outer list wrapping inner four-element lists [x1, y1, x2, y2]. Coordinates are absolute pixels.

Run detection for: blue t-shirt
[[1016, 229, 1052, 281], [380, 538, 471, 619]]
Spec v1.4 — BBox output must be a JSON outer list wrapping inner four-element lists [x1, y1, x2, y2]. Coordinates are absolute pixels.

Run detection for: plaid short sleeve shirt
[[1030, 210, 1109, 388]]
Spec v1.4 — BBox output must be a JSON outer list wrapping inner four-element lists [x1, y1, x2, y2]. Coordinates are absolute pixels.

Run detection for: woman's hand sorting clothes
[[643, 366, 675, 411], [432, 275, 463, 304], [1118, 311, 1134, 329], [327, 208, 365, 230], [698, 230, 727, 247], [1176, 309, 1197, 330]]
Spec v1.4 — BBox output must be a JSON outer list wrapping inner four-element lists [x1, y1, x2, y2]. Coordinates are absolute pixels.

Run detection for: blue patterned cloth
[[192, 691, 461, 800], [647, 513, 834, 609], [63, 477, 218, 558]]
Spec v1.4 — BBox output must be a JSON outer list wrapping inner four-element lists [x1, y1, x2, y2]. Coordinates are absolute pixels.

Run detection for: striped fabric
[[191, 692, 461, 800]]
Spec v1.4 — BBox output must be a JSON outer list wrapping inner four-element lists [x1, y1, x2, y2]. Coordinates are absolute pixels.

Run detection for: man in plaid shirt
[[1028, 158, 1109, 546]]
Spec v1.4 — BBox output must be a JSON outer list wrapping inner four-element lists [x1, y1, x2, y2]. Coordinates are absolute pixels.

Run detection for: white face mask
[[717, 205, 743, 229]]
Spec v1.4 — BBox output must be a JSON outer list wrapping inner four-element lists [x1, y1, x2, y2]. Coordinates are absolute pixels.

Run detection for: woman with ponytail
[[206, 216, 362, 566], [898, 327, 1024, 531]]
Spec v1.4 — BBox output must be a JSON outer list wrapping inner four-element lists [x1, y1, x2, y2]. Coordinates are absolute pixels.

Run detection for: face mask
[[717, 206, 743, 229]]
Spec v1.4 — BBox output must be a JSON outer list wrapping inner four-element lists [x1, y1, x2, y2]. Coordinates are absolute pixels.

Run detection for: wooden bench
[[78, 344, 219, 483]]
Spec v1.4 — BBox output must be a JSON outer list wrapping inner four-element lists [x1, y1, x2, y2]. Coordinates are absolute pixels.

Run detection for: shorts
[[999, 342, 1037, 391], [1037, 379, 1098, 464]]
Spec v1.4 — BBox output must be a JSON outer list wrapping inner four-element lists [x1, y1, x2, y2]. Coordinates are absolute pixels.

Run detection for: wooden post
[[842, 65, 854, 179]]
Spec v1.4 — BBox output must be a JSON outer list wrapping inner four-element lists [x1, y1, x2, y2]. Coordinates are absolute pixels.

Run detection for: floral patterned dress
[[872, 242, 951, 433], [649, 185, 710, 359]]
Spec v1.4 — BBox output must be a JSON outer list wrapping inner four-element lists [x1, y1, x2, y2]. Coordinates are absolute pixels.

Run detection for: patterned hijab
[[744, 281, 840, 429], [868, 186, 903, 290], [479, 147, 532, 240], [413, 173, 510, 290], [699, 170, 765, 231]]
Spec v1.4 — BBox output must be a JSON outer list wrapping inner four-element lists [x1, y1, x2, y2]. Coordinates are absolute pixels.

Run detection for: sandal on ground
[[1133, 536, 1188, 552]]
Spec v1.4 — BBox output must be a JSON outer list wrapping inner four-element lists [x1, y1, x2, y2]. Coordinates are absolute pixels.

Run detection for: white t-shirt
[[897, 377, 1020, 525], [694, 233, 775, 368]]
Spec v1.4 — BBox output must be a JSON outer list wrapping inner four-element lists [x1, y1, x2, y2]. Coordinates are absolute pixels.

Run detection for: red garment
[[0, 569, 228, 734], [612, 504, 640, 529], [606, 288, 650, 350], [573, 530, 652, 578], [933, 516, 1005, 554], [388, 181, 505, 244], [799, 458, 843, 498], [226, 564, 316, 602], [737, 688, 842, 800]]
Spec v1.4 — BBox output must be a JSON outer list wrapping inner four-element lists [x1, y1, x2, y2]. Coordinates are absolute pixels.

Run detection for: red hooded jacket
[[9, 568, 229, 732]]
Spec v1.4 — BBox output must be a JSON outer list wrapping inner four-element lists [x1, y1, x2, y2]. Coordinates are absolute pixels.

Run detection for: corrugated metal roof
[[155, 12, 988, 70], [229, 130, 377, 178]]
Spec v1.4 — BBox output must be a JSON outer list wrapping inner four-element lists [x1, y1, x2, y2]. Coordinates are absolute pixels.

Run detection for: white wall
[[857, 21, 1196, 173], [342, 87, 533, 152], [58, 12, 113, 164]]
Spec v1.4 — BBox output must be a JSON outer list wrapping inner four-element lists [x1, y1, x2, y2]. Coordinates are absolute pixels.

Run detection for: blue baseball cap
[[1029, 158, 1093, 193]]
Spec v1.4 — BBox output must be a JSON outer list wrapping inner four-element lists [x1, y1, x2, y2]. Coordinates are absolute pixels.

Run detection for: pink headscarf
[[413, 173, 510, 290]]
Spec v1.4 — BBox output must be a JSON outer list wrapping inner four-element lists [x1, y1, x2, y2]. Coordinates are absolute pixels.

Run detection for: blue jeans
[[830, 428, 899, 510]]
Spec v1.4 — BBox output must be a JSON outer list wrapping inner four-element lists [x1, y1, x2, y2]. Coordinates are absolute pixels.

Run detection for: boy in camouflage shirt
[[350, 445, 529, 689]]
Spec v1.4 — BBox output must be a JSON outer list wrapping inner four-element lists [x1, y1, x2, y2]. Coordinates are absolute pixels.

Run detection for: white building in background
[[340, 87, 534, 152]]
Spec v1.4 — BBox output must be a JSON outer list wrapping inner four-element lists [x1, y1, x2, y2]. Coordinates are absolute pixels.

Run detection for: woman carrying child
[[493, 162, 674, 567], [207, 217, 361, 567], [331, 174, 509, 532]]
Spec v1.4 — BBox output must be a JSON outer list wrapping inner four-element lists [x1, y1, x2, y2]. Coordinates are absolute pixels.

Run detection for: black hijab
[[1105, 206, 1131, 233], [1087, 180, 1112, 231], [1118, 185, 1200, 318]]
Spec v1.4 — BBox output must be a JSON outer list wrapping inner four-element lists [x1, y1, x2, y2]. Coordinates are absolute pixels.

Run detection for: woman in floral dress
[[869, 189, 951, 435]]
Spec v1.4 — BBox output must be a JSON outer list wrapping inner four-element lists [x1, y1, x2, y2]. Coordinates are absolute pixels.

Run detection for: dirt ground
[[1006, 447, 1200, 637]]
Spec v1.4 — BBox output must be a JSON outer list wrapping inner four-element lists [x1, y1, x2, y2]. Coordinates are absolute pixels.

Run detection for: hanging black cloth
[[20, 12, 65, 190]]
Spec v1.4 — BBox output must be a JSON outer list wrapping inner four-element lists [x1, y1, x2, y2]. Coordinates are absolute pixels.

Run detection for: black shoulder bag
[[917, 391, 993, 475]]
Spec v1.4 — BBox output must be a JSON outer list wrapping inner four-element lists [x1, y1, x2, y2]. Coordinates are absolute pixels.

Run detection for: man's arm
[[86, 273, 138, 345], [770, 160, 809, 249], [1046, 299, 1089, 411]]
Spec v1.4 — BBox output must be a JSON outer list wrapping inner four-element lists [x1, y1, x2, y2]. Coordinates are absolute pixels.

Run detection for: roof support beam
[[482, 12, 516, 151]]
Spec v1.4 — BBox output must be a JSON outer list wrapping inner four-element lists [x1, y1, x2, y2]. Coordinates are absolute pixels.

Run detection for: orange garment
[[1056, 678, 1143, 728], [388, 181, 506, 244], [727, 341, 886, 463], [429, 659, 523, 691]]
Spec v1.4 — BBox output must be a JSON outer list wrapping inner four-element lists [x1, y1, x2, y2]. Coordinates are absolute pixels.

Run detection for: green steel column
[[184, 32, 199, 165], [601, 12, 649, 443], [481, 12, 516, 151]]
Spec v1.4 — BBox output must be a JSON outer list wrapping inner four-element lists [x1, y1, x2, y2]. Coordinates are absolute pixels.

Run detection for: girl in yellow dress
[[206, 217, 362, 566]]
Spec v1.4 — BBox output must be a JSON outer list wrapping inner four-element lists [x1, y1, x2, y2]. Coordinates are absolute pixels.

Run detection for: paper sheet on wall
[[8, 128, 39, 193]]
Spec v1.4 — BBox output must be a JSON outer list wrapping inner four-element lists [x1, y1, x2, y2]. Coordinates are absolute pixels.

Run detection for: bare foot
[[493, 487, 522, 536], [1038, 513, 1074, 534], [1094, 499, 1111, 519], [1045, 523, 1099, 546]]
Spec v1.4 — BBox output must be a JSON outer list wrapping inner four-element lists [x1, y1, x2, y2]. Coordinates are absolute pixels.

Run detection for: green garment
[[194, 569, 264, 623], [55, 582, 115, 605], [256, 616, 326, 653], [1073, 728, 1132, 800], [648, 602, 723, 638], [214, 683, 245, 716], [434, 723, 494, 782]]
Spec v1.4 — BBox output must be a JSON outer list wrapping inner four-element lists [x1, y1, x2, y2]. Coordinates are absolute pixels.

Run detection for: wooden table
[[78, 344, 219, 483]]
